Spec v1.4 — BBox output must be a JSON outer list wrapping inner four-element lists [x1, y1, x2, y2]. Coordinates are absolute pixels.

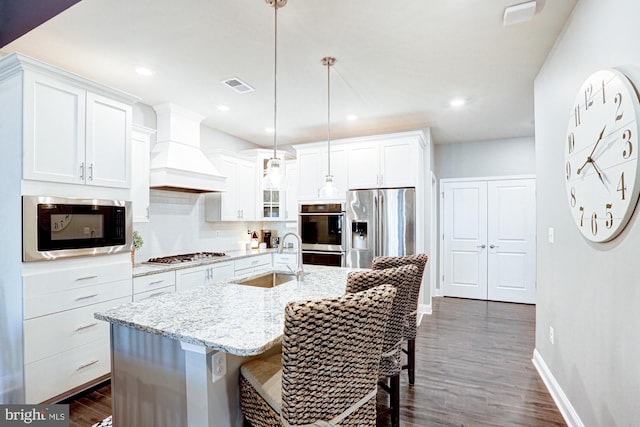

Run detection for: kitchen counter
[[96, 264, 357, 355], [95, 264, 363, 427]]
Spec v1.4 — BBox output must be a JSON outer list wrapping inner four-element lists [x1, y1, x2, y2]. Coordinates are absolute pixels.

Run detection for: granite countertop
[[95, 264, 363, 356], [132, 248, 282, 277]]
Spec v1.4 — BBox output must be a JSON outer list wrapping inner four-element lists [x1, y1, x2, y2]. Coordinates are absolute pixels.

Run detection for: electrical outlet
[[216, 230, 220, 237], [549, 326, 554, 345], [211, 351, 226, 382], [548, 227, 554, 244]]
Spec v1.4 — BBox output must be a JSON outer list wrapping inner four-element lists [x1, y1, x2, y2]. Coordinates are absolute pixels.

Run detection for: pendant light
[[262, 0, 288, 191], [318, 56, 340, 198]]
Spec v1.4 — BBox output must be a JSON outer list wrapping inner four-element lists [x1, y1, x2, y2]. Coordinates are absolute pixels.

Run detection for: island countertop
[[95, 265, 362, 356]]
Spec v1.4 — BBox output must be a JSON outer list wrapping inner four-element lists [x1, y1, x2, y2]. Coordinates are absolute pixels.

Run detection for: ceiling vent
[[503, 1, 537, 26], [221, 77, 255, 93]]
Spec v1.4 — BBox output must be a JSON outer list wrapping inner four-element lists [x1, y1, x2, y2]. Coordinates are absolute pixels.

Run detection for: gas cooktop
[[145, 252, 228, 265]]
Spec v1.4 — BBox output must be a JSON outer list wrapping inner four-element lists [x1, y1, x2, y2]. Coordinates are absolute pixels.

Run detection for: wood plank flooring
[[66, 297, 565, 427]]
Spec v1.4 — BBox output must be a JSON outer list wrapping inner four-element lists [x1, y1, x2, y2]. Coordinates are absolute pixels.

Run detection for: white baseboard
[[532, 349, 584, 427], [417, 303, 432, 326]]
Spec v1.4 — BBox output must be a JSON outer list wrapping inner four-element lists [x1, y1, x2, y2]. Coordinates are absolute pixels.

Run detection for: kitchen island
[[95, 264, 359, 427]]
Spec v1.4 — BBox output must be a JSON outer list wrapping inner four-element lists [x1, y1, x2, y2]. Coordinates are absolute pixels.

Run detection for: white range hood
[[150, 103, 226, 193]]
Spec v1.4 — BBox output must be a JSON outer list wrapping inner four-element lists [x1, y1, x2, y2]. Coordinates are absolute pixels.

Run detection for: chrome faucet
[[278, 232, 304, 281]]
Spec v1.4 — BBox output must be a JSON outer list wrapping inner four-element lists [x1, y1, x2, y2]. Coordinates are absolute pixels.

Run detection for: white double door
[[442, 178, 536, 304]]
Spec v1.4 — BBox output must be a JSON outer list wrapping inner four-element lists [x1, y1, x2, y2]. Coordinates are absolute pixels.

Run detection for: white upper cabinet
[[131, 125, 155, 222], [85, 93, 132, 188], [6, 54, 137, 189], [348, 137, 419, 189], [285, 159, 298, 220], [215, 154, 256, 221], [294, 132, 424, 201], [295, 145, 347, 200], [23, 73, 87, 185]]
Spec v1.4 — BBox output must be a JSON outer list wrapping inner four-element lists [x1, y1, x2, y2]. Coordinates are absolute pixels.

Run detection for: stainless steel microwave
[[23, 196, 132, 262]]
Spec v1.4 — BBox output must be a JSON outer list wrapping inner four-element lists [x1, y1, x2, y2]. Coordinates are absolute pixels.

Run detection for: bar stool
[[346, 264, 418, 427], [239, 284, 397, 427], [372, 253, 429, 385]]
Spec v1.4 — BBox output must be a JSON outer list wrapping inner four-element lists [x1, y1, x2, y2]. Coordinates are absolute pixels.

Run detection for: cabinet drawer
[[234, 254, 271, 272], [133, 285, 175, 302], [25, 339, 110, 404], [24, 296, 130, 364], [25, 278, 131, 319], [273, 253, 297, 268], [133, 271, 175, 294], [24, 261, 131, 296]]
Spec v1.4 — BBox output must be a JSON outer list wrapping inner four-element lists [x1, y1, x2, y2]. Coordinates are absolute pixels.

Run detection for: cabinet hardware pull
[[76, 293, 98, 301], [88, 163, 94, 181], [77, 360, 99, 370], [80, 163, 85, 180], [476, 244, 486, 249], [148, 280, 164, 286], [76, 275, 98, 281], [75, 322, 98, 332], [147, 292, 167, 299], [251, 260, 259, 265]]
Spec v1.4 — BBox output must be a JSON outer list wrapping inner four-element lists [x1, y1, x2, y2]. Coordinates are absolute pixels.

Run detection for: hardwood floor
[[66, 297, 565, 427]]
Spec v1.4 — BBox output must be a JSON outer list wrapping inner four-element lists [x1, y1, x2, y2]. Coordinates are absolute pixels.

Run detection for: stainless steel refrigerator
[[345, 187, 415, 268]]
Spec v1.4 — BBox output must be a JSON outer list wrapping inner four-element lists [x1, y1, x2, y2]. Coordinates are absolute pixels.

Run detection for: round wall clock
[[565, 68, 640, 242]]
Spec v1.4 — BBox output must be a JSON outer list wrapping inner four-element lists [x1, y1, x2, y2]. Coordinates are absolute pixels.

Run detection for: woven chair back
[[281, 284, 396, 426], [346, 265, 417, 377], [372, 253, 428, 340]]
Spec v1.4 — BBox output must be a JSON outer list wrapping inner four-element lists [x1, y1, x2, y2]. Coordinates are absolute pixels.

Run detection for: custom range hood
[[150, 103, 226, 193]]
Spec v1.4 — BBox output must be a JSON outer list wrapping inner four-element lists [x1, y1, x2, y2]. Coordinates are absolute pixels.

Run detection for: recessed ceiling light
[[346, 114, 358, 121], [216, 105, 230, 112], [135, 67, 154, 77], [265, 127, 275, 133], [449, 98, 466, 107]]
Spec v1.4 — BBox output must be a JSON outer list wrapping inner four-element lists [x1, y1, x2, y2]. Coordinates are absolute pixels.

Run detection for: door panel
[[443, 181, 488, 299], [487, 179, 536, 303]]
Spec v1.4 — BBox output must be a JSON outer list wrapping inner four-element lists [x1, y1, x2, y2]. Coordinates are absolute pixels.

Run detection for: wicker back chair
[[240, 284, 397, 427], [372, 253, 428, 385], [346, 265, 417, 427]]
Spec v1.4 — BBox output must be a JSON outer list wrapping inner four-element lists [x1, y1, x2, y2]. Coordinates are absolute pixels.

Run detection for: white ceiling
[[2, 0, 576, 146]]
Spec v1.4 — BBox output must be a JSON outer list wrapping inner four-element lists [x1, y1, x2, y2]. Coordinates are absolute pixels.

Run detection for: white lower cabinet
[[22, 258, 132, 403], [234, 254, 272, 276], [133, 271, 176, 301], [175, 261, 234, 292], [25, 340, 112, 404]]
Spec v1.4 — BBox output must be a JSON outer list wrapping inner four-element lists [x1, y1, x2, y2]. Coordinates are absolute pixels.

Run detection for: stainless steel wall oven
[[23, 196, 132, 262], [299, 203, 345, 267]]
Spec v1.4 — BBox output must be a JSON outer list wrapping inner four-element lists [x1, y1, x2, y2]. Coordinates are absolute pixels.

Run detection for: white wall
[[435, 136, 535, 179], [534, 1, 640, 425]]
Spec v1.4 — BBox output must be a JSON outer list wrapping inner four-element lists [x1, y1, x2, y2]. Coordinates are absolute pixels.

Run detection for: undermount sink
[[234, 271, 300, 288]]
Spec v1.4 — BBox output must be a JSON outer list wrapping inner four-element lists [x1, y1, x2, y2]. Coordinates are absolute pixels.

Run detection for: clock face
[[565, 69, 640, 242]]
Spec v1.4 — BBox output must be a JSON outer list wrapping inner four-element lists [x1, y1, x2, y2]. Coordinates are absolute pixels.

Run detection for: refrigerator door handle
[[374, 194, 380, 257], [379, 191, 385, 256]]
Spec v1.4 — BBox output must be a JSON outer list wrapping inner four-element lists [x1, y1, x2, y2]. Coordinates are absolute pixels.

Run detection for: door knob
[[477, 244, 486, 249], [490, 244, 499, 249]]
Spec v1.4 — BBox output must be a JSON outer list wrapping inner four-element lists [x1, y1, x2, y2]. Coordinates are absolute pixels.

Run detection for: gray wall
[[534, 1, 640, 425], [435, 136, 535, 179]]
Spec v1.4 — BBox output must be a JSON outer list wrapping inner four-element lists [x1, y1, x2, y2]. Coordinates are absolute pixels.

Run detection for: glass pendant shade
[[319, 174, 340, 198], [263, 158, 288, 190]]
